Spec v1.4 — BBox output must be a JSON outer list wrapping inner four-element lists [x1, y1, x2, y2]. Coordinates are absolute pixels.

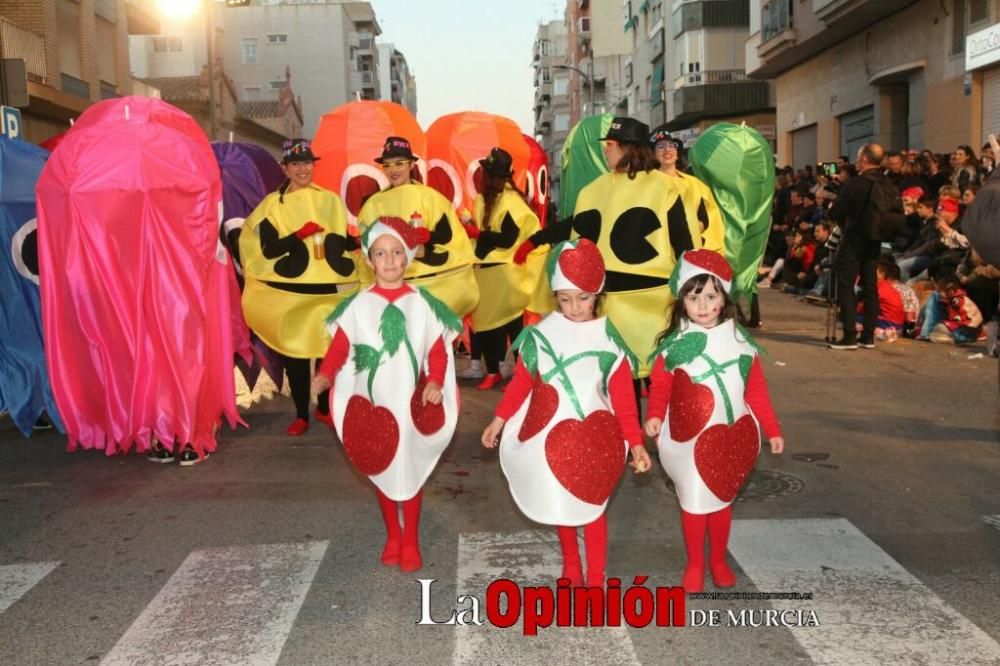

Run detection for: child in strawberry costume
[[481, 239, 651, 587], [644, 249, 785, 593], [313, 216, 460, 573]]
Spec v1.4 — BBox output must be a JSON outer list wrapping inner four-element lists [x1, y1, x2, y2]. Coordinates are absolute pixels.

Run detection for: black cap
[[479, 147, 514, 178], [601, 117, 650, 145], [375, 136, 418, 163], [281, 138, 320, 164]]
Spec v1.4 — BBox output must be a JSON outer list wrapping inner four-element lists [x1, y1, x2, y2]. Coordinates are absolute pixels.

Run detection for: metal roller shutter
[[982, 67, 1000, 144]]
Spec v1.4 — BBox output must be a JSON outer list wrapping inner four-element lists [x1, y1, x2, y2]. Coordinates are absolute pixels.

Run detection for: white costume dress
[[499, 312, 632, 526], [327, 286, 460, 501]]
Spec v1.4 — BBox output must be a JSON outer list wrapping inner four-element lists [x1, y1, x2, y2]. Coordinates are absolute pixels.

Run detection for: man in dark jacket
[[827, 143, 891, 349]]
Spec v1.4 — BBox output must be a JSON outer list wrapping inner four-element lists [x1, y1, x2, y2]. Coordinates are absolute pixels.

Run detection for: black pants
[[474, 318, 524, 374], [285, 356, 330, 420], [964, 277, 1000, 324], [835, 240, 880, 342]]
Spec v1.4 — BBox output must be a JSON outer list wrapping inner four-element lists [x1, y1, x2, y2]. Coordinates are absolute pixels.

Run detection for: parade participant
[[356, 137, 479, 317], [313, 216, 460, 573], [240, 138, 358, 436], [644, 250, 784, 593], [514, 117, 709, 377], [467, 147, 546, 390], [481, 239, 651, 588], [650, 125, 724, 248]]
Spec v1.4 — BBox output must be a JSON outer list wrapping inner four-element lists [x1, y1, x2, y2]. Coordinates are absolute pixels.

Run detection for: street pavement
[[1, 289, 999, 665]]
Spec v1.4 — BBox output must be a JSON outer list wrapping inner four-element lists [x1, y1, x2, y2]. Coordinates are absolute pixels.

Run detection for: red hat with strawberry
[[670, 249, 733, 295], [361, 215, 430, 262], [547, 238, 606, 293]]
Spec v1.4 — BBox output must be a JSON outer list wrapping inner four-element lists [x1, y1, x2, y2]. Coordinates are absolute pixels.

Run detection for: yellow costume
[[572, 169, 706, 377], [671, 172, 725, 252], [470, 185, 550, 330], [240, 183, 358, 358], [356, 183, 479, 316]]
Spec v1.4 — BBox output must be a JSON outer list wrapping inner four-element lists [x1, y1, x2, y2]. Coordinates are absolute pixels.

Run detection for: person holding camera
[[827, 143, 897, 350]]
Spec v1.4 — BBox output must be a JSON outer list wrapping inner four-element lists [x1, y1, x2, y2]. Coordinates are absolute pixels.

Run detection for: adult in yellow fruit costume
[[650, 125, 725, 252], [356, 137, 479, 317], [515, 117, 718, 377], [240, 138, 359, 436], [464, 147, 547, 390]]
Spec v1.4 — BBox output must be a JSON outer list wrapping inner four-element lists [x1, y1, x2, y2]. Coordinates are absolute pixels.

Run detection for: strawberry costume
[[492, 239, 644, 587], [647, 249, 782, 591], [318, 217, 461, 572]]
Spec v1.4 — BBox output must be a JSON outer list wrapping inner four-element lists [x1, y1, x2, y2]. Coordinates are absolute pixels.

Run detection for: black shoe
[[828, 337, 858, 350], [179, 446, 208, 467], [32, 415, 53, 431], [858, 337, 875, 349], [147, 442, 175, 464]]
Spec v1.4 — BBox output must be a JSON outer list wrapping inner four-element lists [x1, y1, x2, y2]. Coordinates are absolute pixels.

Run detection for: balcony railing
[[675, 69, 749, 87], [0, 17, 46, 82], [761, 0, 792, 42], [669, 80, 770, 126]]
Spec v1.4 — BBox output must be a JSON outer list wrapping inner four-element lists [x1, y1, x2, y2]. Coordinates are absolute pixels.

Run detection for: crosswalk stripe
[[0, 562, 59, 614], [453, 531, 641, 666], [729, 518, 1000, 664], [101, 541, 328, 666], [981, 515, 1000, 531]]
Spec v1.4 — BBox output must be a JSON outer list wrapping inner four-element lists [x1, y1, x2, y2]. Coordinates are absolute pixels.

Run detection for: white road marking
[[0, 562, 59, 613]]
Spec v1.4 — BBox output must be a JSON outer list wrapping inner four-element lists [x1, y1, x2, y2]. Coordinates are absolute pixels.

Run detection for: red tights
[[556, 513, 607, 587], [375, 487, 423, 572], [680, 505, 736, 592]]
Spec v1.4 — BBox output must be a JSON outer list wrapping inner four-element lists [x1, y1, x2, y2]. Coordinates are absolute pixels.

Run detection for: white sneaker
[[457, 359, 485, 379]]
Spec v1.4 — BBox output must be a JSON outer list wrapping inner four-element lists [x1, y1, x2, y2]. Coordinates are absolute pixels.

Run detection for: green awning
[[640, 0, 650, 12]]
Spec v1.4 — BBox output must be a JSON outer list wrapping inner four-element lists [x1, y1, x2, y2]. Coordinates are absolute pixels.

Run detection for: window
[[152, 36, 182, 53], [242, 38, 259, 64], [542, 68, 551, 83], [267, 33, 288, 45], [952, 0, 990, 55], [970, 0, 989, 25], [554, 113, 570, 132], [554, 77, 569, 96], [269, 79, 286, 90]]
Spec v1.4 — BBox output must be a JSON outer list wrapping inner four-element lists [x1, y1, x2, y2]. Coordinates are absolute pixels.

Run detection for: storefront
[[967, 22, 1000, 144]]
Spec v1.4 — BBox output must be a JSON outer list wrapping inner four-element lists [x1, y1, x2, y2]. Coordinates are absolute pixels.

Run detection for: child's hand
[[644, 417, 663, 438], [768, 436, 785, 454], [421, 381, 443, 405], [630, 445, 652, 473], [312, 374, 331, 395], [481, 417, 505, 449]]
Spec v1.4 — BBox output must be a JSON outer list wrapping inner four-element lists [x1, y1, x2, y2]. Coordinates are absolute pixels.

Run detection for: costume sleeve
[[528, 215, 574, 246], [608, 359, 644, 446], [645, 354, 673, 421], [495, 358, 534, 420], [259, 219, 304, 259], [745, 358, 782, 439], [426, 336, 448, 386], [318, 328, 351, 380]]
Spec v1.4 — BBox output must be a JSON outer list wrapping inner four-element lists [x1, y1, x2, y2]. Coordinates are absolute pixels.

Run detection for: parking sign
[[1, 106, 22, 140]]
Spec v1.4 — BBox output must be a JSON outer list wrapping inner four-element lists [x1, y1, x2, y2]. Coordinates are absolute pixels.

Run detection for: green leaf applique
[[665, 331, 707, 370], [738, 354, 754, 382], [416, 286, 462, 333], [379, 304, 406, 356], [604, 319, 638, 375], [324, 291, 359, 327], [353, 343, 380, 374], [512, 327, 539, 374]]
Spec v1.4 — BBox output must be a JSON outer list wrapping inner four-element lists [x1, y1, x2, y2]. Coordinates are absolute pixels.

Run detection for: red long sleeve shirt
[[646, 355, 782, 439], [318, 284, 448, 385], [495, 357, 644, 446]]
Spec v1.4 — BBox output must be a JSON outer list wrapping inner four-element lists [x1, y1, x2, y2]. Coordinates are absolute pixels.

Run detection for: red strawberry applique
[[668, 369, 715, 442], [684, 249, 733, 282], [342, 395, 399, 475], [518, 375, 559, 441], [693, 415, 759, 502], [557, 240, 604, 293], [545, 411, 625, 504]]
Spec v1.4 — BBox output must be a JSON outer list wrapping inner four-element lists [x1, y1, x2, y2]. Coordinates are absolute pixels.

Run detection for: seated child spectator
[[873, 255, 915, 341], [782, 228, 818, 293], [958, 249, 1000, 354], [893, 186, 925, 252], [917, 264, 983, 343]]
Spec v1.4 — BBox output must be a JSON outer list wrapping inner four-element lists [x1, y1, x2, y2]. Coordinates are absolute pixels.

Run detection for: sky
[[370, 0, 564, 133]]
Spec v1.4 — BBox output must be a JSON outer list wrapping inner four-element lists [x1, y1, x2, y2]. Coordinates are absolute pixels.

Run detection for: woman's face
[[602, 140, 626, 171], [381, 158, 413, 188], [283, 160, 314, 190], [654, 141, 678, 170], [962, 188, 976, 205], [953, 148, 969, 165]]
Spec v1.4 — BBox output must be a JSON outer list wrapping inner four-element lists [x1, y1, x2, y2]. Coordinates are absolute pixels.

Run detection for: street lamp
[[553, 62, 595, 116]]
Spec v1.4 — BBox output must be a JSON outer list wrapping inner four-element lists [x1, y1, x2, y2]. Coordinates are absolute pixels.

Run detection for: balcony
[[674, 68, 749, 88], [0, 17, 47, 82], [668, 79, 770, 128], [758, 0, 795, 58]]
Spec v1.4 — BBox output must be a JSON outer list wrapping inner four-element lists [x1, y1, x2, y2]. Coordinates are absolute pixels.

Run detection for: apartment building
[[0, 0, 160, 143], [747, 0, 998, 167], [377, 43, 417, 115], [533, 20, 571, 174], [565, 0, 632, 126]]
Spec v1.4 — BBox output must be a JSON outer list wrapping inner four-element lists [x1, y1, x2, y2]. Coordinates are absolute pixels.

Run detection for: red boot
[[583, 514, 608, 588], [708, 505, 736, 588], [375, 488, 402, 567], [313, 409, 335, 430], [476, 373, 504, 390], [400, 490, 423, 572], [680, 510, 708, 593], [286, 418, 309, 436], [556, 526, 584, 586]]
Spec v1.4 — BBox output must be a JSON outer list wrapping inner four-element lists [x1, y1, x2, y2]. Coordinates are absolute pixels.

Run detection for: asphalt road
[[1, 289, 998, 665]]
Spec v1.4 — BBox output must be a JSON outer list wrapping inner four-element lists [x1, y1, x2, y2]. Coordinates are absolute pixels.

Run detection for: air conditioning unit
[[578, 16, 591, 36]]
